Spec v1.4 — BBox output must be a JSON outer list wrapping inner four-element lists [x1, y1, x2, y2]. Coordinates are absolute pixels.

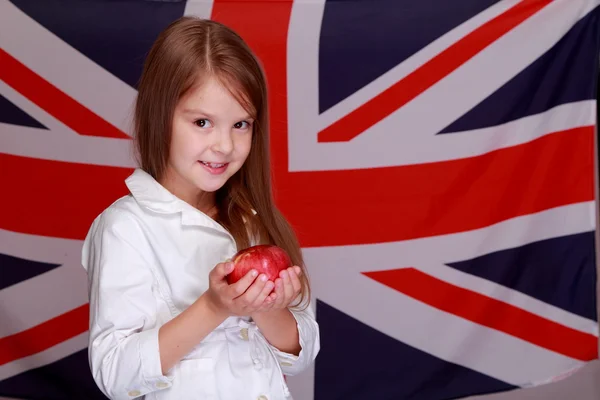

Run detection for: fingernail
[[251, 270, 258, 277], [260, 274, 267, 282], [294, 266, 302, 275]]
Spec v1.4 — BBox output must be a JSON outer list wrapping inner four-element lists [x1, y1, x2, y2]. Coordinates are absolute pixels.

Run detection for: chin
[[195, 178, 228, 193]]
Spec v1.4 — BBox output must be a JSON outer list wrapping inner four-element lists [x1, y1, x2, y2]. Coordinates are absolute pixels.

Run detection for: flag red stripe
[[364, 268, 598, 361], [284, 126, 595, 247], [209, 0, 294, 201], [0, 0, 295, 241], [0, 127, 592, 245], [0, 154, 132, 240], [1, 4, 592, 250], [0, 48, 129, 139], [208, 0, 593, 250], [317, 0, 553, 142], [0, 304, 89, 366]]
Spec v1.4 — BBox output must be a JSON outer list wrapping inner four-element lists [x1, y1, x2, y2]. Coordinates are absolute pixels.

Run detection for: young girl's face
[[164, 76, 254, 203]]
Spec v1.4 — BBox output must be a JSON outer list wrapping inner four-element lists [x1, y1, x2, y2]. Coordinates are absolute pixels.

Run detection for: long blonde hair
[[133, 16, 310, 309]]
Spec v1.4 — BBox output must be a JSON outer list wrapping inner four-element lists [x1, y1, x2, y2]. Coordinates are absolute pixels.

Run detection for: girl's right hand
[[204, 261, 276, 318]]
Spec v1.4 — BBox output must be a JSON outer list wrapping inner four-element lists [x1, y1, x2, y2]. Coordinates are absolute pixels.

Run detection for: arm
[[83, 209, 274, 398], [158, 293, 227, 373], [83, 209, 176, 399], [251, 308, 300, 355], [252, 267, 320, 375], [159, 258, 274, 373]]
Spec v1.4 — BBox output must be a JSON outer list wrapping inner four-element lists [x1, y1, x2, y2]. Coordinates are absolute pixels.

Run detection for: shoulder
[[88, 195, 145, 234], [82, 195, 149, 261]]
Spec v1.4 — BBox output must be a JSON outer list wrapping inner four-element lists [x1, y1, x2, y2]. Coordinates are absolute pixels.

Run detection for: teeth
[[201, 161, 226, 168]]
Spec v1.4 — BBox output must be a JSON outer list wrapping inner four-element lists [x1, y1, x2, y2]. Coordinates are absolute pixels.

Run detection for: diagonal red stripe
[[364, 268, 598, 361], [0, 48, 129, 139], [317, 0, 553, 142], [0, 304, 89, 366]]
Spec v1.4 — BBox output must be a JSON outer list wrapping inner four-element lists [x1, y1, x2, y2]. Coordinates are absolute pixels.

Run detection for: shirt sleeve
[[268, 299, 320, 376], [82, 208, 174, 399]]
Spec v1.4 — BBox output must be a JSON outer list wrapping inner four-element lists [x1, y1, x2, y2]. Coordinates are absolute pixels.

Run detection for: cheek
[[236, 134, 253, 159], [170, 126, 200, 159]]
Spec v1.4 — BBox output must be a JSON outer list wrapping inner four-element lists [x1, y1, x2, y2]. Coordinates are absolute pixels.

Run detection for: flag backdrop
[[1, 0, 599, 399]]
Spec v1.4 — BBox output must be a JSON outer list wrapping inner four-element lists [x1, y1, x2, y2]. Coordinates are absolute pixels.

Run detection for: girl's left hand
[[255, 266, 302, 313]]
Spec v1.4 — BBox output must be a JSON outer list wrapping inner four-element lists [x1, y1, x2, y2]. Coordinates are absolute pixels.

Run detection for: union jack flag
[[1, 0, 599, 399]]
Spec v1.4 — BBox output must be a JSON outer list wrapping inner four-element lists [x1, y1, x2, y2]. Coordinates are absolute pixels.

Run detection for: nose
[[211, 127, 234, 155]]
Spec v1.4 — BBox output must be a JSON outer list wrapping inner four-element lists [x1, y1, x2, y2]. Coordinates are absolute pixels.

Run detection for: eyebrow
[[182, 108, 253, 121]]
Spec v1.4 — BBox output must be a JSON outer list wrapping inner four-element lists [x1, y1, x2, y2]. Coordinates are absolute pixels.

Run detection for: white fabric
[[81, 168, 320, 400]]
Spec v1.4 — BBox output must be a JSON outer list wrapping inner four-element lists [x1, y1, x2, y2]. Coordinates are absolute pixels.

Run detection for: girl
[[81, 16, 320, 400]]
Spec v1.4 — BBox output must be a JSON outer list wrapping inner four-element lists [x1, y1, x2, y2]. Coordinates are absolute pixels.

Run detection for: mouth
[[200, 161, 228, 168], [199, 161, 229, 174]]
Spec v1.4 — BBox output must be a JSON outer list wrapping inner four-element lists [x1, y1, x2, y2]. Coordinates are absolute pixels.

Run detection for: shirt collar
[[125, 168, 184, 214], [125, 169, 229, 232]]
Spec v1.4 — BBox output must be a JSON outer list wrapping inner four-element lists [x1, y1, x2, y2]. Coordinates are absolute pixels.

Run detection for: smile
[[200, 161, 227, 168], [199, 161, 229, 175]]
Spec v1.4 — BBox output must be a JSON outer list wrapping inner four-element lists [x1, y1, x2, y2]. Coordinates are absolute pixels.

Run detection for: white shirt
[[81, 169, 320, 400]]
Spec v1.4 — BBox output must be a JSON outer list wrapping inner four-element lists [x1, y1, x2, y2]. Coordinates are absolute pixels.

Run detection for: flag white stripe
[[0, 80, 78, 133], [0, 0, 136, 136], [419, 262, 599, 336], [352, 0, 596, 145], [0, 332, 89, 381], [0, 230, 88, 338], [299, 100, 594, 171], [311, 271, 586, 386], [288, 0, 597, 171], [0, 264, 89, 339], [184, 0, 214, 19], [0, 229, 84, 266], [0, 80, 136, 167], [303, 202, 598, 337], [0, 123, 135, 167], [288, 0, 524, 171], [322, 0, 525, 130]]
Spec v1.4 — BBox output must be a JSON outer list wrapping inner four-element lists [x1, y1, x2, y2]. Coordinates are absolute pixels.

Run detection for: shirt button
[[240, 328, 249, 341], [156, 382, 170, 388], [128, 390, 141, 397], [257, 396, 268, 400]]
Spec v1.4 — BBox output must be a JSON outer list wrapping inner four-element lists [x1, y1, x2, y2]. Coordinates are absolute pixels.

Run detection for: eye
[[234, 121, 252, 130], [194, 119, 212, 128]]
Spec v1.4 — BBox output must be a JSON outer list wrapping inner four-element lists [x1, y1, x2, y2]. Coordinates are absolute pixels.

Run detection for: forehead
[[179, 75, 253, 118]]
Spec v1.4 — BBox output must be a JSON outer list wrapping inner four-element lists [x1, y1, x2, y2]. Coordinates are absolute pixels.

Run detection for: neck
[[159, 170, 216, 217], [195, 192, 218, 218]]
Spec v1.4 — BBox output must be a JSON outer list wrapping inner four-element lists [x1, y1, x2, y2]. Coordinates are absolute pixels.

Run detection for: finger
[[240, 273, 269, 306], [267, 291, 277, 303], [251, 279, 275, 308], [257, 294, 276, 312], [271, 278, 285, 308], [210, 262, 233, 287], [288, 267, 302, 294], [281, 270, 294, 303], [228, 268, 258, 298], [264, 288, 279, 308]]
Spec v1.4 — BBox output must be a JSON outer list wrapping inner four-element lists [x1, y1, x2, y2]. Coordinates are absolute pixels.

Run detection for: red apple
[[226, 244, 292, 284]]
